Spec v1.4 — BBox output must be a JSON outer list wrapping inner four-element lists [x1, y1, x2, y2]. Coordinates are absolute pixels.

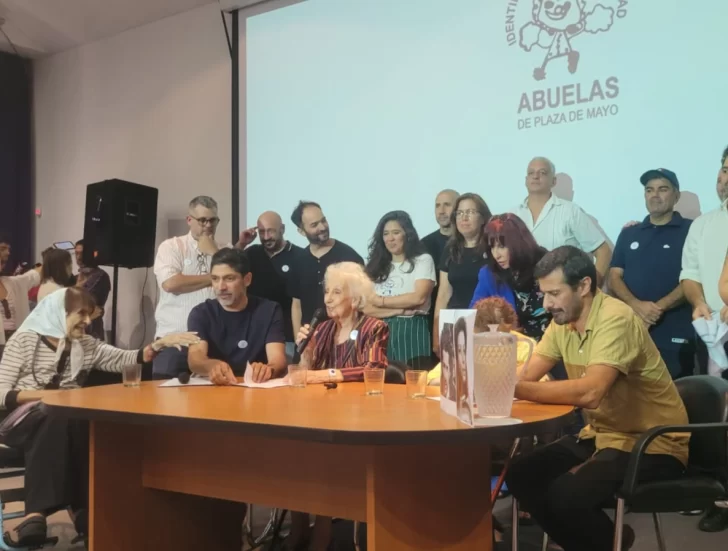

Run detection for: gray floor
[[1, 472, 725, 550], [493, 498, 727, 550]]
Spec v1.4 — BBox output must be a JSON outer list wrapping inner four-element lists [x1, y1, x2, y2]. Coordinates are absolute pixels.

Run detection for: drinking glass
[[364, 369, 384, 396], [122, 364, 142, 387], [288, 364, 307, 388], [405, 370, 427, 399]]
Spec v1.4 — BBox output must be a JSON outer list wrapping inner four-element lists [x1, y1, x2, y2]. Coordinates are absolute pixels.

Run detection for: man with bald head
[[510, 157, 612, 285], [245, 211, 303, 360], [422, 190, 459, 334]]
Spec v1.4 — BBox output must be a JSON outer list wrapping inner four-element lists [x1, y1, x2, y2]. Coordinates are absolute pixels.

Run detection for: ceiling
[[0, 0, 217, 58]]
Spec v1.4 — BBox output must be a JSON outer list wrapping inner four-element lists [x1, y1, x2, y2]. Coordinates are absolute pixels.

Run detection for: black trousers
[[505, 436, 684, 551], [4, 405, 89, 516]]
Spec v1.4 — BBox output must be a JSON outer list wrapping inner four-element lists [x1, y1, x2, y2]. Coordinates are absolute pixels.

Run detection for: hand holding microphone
[[295, 308, 325, 355]]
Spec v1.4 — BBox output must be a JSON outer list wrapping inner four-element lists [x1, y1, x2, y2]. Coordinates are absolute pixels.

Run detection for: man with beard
[[152, 196, 249, 380], [288, 201, 363, 335], [245, 211, 303, 362], [421, 189, 459, 335], [505, 246, 688, 551], [609, 169, 693, 378], [187, 248, 287, 385]]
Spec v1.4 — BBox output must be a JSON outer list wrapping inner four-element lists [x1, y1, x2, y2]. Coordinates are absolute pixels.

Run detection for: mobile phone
[[53, 241, 75, 251]]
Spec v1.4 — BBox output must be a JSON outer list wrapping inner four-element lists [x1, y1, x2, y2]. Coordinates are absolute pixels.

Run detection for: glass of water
[[405, 370, 427, 399], [364, 369, 384, 395], [122, 364, 142, 387], [288, 364, 307, 388]]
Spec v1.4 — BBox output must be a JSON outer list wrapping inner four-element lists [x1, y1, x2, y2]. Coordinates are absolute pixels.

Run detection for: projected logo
[[505, 0, 629, 130], [519, 0, 622, 81]]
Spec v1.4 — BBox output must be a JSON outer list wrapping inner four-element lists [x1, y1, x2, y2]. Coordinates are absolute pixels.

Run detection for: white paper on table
[[239, 363, 290, 389], [158, 376, 215, 388]]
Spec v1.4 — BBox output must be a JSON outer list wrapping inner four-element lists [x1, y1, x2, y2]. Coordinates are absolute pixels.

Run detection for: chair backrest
[[385, 362, 407, 384], [675, 376, 728, 475]]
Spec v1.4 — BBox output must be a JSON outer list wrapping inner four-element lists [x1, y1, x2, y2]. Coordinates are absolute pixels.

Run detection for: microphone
[[296, 308, 325, 355], [178, 371, 191, 384]]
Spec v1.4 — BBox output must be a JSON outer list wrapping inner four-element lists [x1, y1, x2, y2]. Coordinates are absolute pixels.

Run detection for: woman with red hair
[[469, 213, 550, 340]]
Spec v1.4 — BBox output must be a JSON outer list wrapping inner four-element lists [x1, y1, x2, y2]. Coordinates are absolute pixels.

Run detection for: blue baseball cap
[[640, 168, 680, 190]]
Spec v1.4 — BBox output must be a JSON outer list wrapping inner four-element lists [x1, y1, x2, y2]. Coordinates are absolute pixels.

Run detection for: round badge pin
[[282, 265, 289, 273], [630, 241, 639, 250], [238, 340, 248, 349], [350, 330, 359, 341]]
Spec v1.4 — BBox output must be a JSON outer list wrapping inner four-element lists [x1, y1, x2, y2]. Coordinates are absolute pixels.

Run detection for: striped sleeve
[[340, 319, 389, 382], [0, 335, 30, 409], [89, 340, 142, 373]]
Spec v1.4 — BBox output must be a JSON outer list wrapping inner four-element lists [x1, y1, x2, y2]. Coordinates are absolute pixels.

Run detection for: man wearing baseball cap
[[608, 168, 694, 378]]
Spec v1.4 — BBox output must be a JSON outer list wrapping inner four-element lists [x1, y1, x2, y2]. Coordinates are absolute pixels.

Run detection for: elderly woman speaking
[[296, 262, 389, 384], [0, 287, 198, 547], [291, 262, 389, 551]]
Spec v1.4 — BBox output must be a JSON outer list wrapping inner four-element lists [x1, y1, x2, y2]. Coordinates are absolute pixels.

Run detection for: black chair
[[612, 375, 728, 550], [384, 362, 407, 384]]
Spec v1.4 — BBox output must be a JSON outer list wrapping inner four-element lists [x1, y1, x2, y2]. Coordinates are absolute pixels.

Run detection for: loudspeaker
[[82, 179, 158, 268]]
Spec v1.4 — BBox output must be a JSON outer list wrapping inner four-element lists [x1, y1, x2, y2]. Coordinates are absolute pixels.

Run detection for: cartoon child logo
[[519, 0, 619, 81]]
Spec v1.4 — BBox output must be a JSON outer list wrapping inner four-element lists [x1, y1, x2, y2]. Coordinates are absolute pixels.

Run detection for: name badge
[[671, 338, 688, 344], [350, 330, 359, 341]]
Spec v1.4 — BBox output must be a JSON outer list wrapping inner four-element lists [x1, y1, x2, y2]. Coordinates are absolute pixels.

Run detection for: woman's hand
[[295, 324, 311, 346], [153, 332, 201, 351]]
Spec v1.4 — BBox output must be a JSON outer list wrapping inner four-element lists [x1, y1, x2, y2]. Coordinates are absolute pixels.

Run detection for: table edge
[[44, 403, 576, 445]]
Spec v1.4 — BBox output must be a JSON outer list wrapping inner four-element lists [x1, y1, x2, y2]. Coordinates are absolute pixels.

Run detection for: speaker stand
[[110, 264, 119, 345]]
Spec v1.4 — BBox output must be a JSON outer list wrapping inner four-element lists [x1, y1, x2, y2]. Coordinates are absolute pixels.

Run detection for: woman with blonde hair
[[297, 261, 389, 383], [292, 262, 389, 550]]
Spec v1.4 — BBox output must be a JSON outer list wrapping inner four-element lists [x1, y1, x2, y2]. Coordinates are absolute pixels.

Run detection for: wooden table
[[44, 382, 573, 551]]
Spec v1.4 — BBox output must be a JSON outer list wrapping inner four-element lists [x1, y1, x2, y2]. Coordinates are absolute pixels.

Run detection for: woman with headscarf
[[0, 287, 198, 547]]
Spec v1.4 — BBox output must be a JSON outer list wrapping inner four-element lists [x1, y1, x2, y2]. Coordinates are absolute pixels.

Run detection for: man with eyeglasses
[[152, 196, 252, 379], [510, 157, 612, 285]]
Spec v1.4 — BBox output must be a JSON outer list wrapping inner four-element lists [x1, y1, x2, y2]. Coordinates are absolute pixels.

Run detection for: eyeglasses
[[455, 209, 479, 219], [190, 215, 220, 227], [196, 252, 209, 275]]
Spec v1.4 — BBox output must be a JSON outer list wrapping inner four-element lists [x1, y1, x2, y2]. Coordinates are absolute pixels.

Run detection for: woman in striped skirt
[[363, 211, 436, 370]]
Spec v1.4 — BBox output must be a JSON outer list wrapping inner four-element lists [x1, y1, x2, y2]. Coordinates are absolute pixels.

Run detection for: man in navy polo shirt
[[187, 248, 287, 385], [609, 168, 694, 378]]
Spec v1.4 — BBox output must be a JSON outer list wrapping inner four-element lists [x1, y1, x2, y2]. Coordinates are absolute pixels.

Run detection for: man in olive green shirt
[[506, 246, 688, 551]]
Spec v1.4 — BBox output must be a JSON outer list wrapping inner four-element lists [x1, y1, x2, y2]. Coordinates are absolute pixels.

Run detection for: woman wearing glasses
[[432, 193, 492, 353], [0, 287, 198, 547]]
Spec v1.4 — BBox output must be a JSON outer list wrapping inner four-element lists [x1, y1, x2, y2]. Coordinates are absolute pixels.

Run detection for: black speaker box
[[82, 179, 158, 268]]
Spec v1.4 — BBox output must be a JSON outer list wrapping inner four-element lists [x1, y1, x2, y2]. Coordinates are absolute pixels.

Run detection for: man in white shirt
[[510, 157, 612, 285], [152, 196, 252, 379], [679, 145, 728, 533], [680, 146, 728, 332]]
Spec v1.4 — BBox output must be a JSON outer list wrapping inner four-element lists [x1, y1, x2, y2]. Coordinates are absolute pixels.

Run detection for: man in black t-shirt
[[287, 201, 363, 334], [421, 190, 459, 331], [187, 248, 287, 385], [245, 211, 303, 362]]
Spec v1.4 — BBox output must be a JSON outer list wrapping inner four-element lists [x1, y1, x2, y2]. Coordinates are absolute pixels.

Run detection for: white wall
[[33, 3, 231, 347]]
